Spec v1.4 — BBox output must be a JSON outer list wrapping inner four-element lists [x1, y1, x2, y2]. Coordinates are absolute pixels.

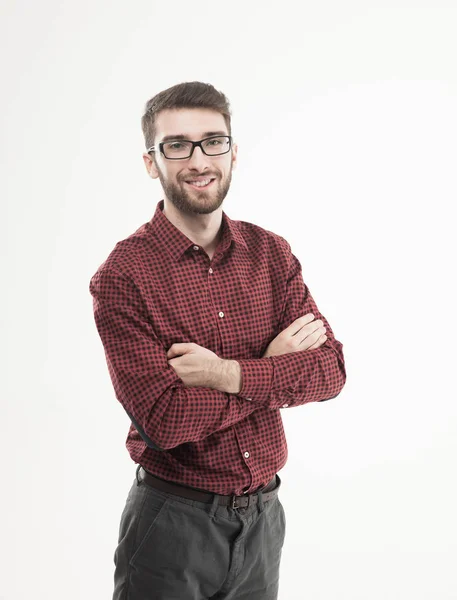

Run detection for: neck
[[162, 199, 223, 255]]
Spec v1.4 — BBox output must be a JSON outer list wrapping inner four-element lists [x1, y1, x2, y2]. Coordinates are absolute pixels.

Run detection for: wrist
[[212, 359, 242, 394]]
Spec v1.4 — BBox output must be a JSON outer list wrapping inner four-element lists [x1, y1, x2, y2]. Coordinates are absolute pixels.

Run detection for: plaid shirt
[[89, 199, 346, 495]]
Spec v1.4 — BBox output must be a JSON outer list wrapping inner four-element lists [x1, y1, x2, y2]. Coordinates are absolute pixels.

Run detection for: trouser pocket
[[115, 481, 171, 567]]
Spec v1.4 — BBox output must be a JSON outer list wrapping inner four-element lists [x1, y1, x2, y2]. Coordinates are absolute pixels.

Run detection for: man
[[89, 81, 346, 600]]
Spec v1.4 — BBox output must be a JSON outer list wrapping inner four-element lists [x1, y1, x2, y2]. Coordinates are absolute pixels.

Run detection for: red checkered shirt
[[89, 199, 346, 495]]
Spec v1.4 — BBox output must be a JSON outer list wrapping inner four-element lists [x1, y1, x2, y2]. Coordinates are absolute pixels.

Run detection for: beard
[[156, 165, 233, 215]]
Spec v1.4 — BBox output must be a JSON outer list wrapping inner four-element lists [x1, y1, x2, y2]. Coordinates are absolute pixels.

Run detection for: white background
[[2, 1, 457, 598]]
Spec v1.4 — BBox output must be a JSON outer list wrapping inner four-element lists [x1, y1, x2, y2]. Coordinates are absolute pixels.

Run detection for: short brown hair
[[141, 81, 232, 152]]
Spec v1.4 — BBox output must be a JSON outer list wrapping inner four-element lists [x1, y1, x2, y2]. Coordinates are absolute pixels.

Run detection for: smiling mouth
[[184, 177, 216, 190]]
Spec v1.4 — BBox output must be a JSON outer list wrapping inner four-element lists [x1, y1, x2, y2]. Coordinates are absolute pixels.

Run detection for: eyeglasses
[[147, 135, 232, 160]]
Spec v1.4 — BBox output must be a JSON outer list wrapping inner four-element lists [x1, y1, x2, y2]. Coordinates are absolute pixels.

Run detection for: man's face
[[143, 108, 238, 215]]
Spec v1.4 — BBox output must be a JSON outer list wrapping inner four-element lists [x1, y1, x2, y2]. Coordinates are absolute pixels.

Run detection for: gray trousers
[[113, 466, 286, 599]]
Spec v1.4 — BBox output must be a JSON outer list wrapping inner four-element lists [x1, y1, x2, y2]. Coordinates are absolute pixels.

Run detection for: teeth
[[187, 178, 212, 187]]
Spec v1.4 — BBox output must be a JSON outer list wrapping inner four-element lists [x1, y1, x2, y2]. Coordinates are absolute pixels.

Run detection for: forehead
[[155, 108, 228, 141]]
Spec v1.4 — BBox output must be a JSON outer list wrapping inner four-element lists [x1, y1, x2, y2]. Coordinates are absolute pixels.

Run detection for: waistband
[[136, 466, 280, 510]]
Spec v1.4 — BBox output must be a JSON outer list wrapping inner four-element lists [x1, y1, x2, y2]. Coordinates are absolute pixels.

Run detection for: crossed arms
[[89, 252, 346, 452]]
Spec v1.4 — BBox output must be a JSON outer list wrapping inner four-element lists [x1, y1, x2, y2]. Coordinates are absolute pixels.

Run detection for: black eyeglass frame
[[147, 135, 233, 160]]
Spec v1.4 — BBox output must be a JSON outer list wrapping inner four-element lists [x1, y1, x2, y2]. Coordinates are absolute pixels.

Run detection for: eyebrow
[[160, 131, 228, 143]]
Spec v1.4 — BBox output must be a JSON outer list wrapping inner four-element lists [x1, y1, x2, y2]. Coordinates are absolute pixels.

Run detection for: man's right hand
[[262, 314, 327, 358]]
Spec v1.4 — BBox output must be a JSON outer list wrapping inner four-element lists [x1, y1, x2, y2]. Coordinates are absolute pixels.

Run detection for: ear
[[231, 142, 238, 171], [142, 152, 160, 180]]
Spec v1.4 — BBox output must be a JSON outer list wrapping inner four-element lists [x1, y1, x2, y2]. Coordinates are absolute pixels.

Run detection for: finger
[[167, 343, 193, 358], [289, 313, 315, 336], [305, 333, 327, 350], [299, 327, 326, 347], [301, 320, 325, 340]]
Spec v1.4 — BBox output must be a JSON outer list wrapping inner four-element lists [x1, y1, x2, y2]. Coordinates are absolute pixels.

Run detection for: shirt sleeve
[[235, 246, 346, 409], [89, 266, 260, 451]]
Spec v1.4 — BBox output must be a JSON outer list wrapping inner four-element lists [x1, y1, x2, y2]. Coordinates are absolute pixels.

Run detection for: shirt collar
[[147, 199, 248, 262]]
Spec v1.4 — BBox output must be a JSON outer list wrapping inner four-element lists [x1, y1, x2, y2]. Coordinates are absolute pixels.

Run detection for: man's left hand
[[167, 342, 222, 388], [167, 342, 242, 393]]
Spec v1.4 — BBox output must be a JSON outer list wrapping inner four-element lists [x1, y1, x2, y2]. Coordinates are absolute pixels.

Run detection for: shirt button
[[244, 451, 250, 458], [219, 311, 224, 318], [282, 404, 289, 408], [209, 268, 213, 274], [246, 397, 252, 401], [193, 245, 199, 251]]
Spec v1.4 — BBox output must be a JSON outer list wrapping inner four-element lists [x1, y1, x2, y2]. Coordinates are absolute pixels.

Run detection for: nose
[[187, 144, 211, 170]]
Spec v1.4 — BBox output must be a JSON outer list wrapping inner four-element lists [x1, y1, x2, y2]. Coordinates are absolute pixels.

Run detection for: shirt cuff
[[235, 358, 274, 404]]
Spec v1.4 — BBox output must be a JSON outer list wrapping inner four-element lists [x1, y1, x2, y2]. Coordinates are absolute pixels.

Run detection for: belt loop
[[257, 489, 265, 513], [135, 464, 142, 486], [208, 493, 219, 519]]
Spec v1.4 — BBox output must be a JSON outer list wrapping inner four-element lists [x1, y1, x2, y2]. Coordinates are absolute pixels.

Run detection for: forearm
[[202, 338, 345, 408], [234, 339, 346, 409], [208, 359, 242, 394], [112, 365, 259, 451]]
